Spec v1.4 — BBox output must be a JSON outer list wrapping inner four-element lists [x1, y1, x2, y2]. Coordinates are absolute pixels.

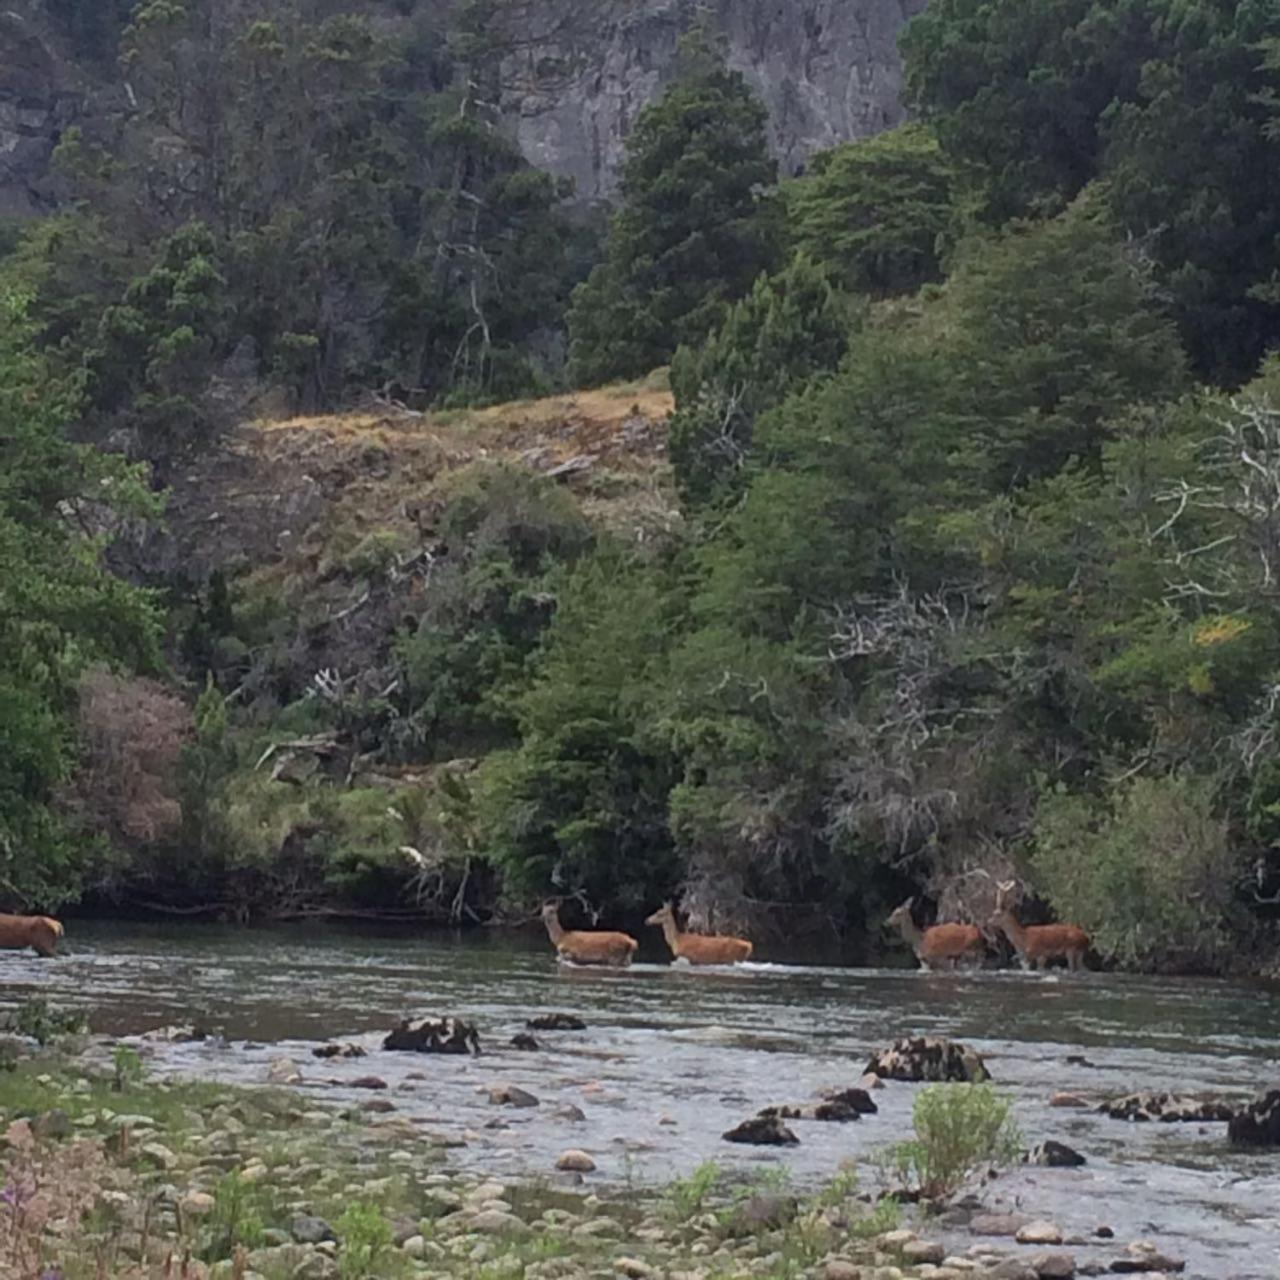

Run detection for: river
[[1, 921, 1278, 1278]]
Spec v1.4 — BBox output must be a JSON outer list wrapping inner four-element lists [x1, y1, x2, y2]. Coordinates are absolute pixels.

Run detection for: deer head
[[645, 902, 675, 926]]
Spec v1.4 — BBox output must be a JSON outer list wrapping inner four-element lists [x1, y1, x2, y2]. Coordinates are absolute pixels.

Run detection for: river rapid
[[1, 921, 1278, 1279]]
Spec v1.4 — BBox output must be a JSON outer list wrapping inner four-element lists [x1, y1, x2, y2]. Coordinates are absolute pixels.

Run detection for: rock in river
[[312, 1042, 365, 1060], [383, 1016, 480, 1055], [1025, 1139, 1087, 1167], [510, 1033, 540, 1051], [488, 1083, 539, 1108], [864, 1036, 990, 1083], [722, 1115, 799, 1145], [1227, 1089, 1280, 1147], [1098, 1092, 1233, 1122], [527, 1012, 586, 1031], [555, 1148, 596, 1172]]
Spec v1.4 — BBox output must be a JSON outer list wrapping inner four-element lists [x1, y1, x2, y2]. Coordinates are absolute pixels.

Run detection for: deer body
[[541, 903, 637, 968], [886, 900, 985, 971], [991, 882, 1089, 972], [0, 914, 64, 958], [645, 902, 753, 965]]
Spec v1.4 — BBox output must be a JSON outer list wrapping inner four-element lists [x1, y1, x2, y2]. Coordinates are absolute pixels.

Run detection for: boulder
[[1110, 1243, 1185, 1274], [552, 1103, 587, 1122], [1016, 1221, 1064, 1245], [1025, 1140, 1087, 1167], [266, 1057, 302, 1085], [818, 1085, 878, 1114], [1098, 1092, 1233, 1123], [902, 1240, 946, 1264], [488, 1084, 539, 1108], [555, 1148, 596, 1172], [864, 1036, 989, 1083], [722, 1115, 799, 1145], [526, 1013, 586, 1031], [1029, 1253, 1077, 1278], [348, 1076, 388, 1090], [382, 1016, 480, 1055], [509, 1033, 540, 1051], [1227, 1089, 1280, 1147], [823, 1264, 862, 1280], [757, 1102, 861, 1123], [312, 1042, 365, 1060], [291, 1214, 335, 1244], [726, 1193, 799, 1234]]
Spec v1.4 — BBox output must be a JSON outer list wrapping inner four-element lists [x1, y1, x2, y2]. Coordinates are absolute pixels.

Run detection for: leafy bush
[[664, 1160, 721, 1222], [883, 1084, 1021, 1200], [5, 999, 88, 1047], [337, 1200, 393, 1280], [1034, 775, 1244, 970]]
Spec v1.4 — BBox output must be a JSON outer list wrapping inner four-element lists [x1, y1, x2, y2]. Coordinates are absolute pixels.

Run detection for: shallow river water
[[2, 922, 1279, 1279]]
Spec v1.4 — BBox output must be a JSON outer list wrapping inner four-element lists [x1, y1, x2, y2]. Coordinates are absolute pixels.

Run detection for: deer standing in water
[[645, 902, 753, 965], [990, 880, 1090, 972], [0, 914, 64, 958], [886, 898, 986, 970], [541, 902, 637, 967]]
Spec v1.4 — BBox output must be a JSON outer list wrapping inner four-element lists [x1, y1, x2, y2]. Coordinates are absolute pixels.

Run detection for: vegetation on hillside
[[4, 0, 1280, 970]]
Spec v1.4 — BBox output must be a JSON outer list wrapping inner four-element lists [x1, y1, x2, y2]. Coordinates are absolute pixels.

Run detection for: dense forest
[[6, 0, 1280, 971]]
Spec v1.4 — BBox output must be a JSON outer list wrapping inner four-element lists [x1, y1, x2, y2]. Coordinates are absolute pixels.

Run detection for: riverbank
[[0, 1043, 1194, 1280]]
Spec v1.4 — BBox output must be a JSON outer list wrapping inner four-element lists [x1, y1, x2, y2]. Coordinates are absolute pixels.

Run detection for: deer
[[990, 880, 1090, 972], [0, 914, 64, 958], [644, 901, 753, 965], [885, 898, 986, 971], [541, 901, 637, 967]]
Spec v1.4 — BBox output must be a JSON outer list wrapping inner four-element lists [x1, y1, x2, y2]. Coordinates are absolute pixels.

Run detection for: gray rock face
[[508, 0, 926, 204], [1, 0, 924, 217], [0, 6, 81, 218]]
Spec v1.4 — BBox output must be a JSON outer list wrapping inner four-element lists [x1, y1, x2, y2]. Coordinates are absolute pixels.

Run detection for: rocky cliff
[[510, 0, 927, 203], [0, 0, 923, 218]]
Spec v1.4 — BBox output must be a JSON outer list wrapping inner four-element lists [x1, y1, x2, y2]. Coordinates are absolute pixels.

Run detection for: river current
[[1, 921, 1278, 1278]]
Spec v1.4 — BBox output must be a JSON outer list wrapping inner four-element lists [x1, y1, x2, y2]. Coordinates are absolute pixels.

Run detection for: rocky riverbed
[[0, 1032, 1210, 1280]]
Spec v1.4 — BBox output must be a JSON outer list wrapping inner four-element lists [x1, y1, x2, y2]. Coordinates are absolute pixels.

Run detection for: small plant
[[336, 1200, 393, 1280], [202, 1172, 267, 1261], [848, 1194, 902, 1239], [7, 998, 87, 1047], [664, 1159, 721, 1222], [112, 1043, 146, 1092], [881, 1083, 1022, 1200]]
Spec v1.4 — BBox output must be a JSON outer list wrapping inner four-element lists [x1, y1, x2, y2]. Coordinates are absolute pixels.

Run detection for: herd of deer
[[541, 881, 1092, 971], [0, 884, 1087, 973]]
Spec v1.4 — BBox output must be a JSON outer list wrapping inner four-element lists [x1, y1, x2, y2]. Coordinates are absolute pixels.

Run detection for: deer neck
[[994, 909, 1028, 952], [659, 914, 682, 952], [543, 913, 565, 946], [894, 913, 926, 954]]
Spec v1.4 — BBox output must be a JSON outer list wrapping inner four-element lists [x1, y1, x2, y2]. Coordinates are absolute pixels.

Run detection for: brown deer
[[645, 902, 753, 965], [990, 880, 1089, 972], [0, 914, 64, 958], [541, 902, 637, 967], [886, 898, 986, 971]]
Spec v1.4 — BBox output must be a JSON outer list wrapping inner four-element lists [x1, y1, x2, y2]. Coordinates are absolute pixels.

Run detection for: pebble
[[972, 1215, 1030, 1237], [139, 1142, 178, 1170], [615, 1260, 655, 1278], [488, 1084, 539, 1108], [401, 1235, 426, 1258], [1016, 1222, 1064, 1246], [178, 1191, 216, 1217], [555, 1148, 596, 1172], [470, 1209, 528, 1235], [824, 1262, 863, 1280], [291, 1215, 336, 1245]]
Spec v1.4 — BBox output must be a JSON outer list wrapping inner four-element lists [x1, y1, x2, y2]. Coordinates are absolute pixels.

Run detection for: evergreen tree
[[667, 257, 855, 507], [566, 31, 780, 386], [785, 124, 954, 296]]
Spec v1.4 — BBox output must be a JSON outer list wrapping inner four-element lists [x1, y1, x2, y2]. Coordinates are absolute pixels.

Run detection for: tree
[[667, 256, 855, 507], [785, 125, 954, 295], [0, 286, 161, 907], [566, 31, 780, 385], [902, 0, 1280, 383]]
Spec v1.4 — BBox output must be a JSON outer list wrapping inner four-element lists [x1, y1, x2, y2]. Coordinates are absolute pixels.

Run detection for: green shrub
[[664, 1160, 721, 1222], [1033, 774, 1243, 970], [883, 1084, 1021, 1200], [337, 1200, 393, 1280]]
